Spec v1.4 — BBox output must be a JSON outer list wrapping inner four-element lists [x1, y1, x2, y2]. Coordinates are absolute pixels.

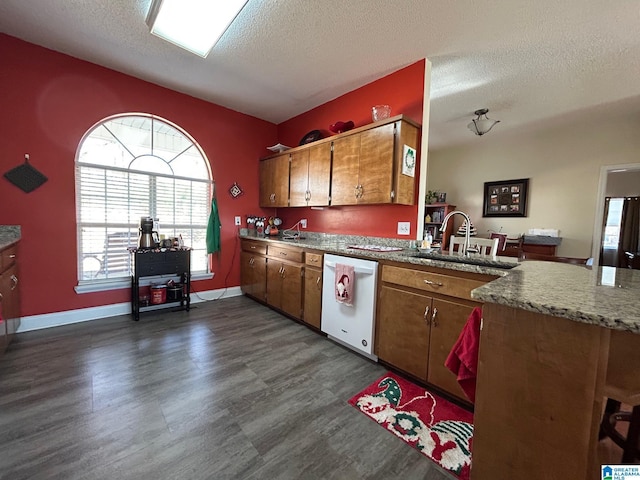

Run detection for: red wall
[[0, 34, 276, 316], [274, 60, 425, 237], [0, 34, 424, 318]]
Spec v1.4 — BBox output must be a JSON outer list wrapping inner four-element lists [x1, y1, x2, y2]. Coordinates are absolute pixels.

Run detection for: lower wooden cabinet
[[302, 252, 323, 329], [376, 263, 496, 401], [240, 250, 266, 301], [377, 285, 432, 380], [240, 240, 267, 301], [241, 239, 322, 327], [0, 243, 20, 354], [266, 257, 303, 319]]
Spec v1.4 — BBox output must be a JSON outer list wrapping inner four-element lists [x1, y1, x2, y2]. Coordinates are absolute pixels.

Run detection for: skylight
[[146, 0, 249, 57]]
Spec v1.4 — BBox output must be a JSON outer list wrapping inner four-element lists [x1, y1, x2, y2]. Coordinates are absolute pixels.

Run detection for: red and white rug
[[348, 372, 473, 480]]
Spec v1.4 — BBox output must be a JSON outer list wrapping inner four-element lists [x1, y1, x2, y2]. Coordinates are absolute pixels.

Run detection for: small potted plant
[[425, 190, 439, 204]]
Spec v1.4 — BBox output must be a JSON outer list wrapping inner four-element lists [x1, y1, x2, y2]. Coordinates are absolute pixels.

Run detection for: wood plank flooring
[[0, 296, 454, 480]]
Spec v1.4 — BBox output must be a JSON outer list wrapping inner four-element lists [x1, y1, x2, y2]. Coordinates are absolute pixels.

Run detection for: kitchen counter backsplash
[[0, 225, 21, 249]]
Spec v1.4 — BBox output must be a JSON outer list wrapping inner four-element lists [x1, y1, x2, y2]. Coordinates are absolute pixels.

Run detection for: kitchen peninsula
[[240, 232, 640, 479]]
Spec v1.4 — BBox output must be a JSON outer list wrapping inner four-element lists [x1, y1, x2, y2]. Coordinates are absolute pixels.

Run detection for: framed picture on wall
[[483, 178, 529, 217]]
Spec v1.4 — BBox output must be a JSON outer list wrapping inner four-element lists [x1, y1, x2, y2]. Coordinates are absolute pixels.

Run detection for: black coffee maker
[[138, 216, 159, 248]]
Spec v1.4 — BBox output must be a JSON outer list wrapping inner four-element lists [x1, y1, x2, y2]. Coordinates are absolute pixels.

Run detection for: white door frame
[[591, 162, 640, 265]]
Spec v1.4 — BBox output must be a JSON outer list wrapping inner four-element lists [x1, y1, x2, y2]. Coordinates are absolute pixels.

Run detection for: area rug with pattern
[[348, 372, 473, 480]]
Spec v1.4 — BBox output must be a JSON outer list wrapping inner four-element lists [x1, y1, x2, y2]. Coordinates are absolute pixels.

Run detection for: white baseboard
[[17, 286, 243, 333]]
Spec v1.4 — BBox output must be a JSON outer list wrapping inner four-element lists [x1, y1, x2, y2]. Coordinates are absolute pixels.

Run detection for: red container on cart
[[150, 285, 167, 304]]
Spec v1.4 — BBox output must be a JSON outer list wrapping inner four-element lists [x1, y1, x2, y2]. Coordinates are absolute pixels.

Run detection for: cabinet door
[[331, 134, 361, 205], [240, 251, 253, 296], [0, 264, 19, 341], [377, 285, 431, 381], [428, 298, 474, 399], [259, 154, 290, 207], [266, 259, 283, 308], [307, 143, 331, 207], [303, 266, 322, 329], [252, 255, 267, 302], [280, 262, 303, 319], [240, 251, 266, 301], [289, 149, 309, 207], [358, 123, 394, 204]]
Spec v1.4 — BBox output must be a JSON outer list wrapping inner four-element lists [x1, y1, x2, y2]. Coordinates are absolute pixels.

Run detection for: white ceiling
[[1, 0, 639, 150]]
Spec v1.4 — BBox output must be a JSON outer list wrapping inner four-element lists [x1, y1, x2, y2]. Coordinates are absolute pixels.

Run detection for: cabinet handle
[[270, 193, 276, 202], [431, 307, 438, 327], [10, 275, 18, 290], [423, 279, 443, 287], [279, 251, 287, 256], [250, 245, 256, 249], [354, 185, 359, 199], [310, 258, 318, 263], [249, 257, 254, 266], [358, 185, 363, 198], [423, 305, 430, 324], [9, 254, 16, 259], [316, 276, 321, 286], [281, 267, 286, 279]]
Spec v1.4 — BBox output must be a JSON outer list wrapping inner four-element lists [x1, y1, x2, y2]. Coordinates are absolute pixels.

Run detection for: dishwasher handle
[[324, 261, 375, 275]]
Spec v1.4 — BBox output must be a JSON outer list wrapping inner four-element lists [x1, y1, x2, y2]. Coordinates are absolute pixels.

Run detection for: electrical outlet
[[234, 216, 241, 226], [300, 218, 307, 228], [397, 221, 410, 235]]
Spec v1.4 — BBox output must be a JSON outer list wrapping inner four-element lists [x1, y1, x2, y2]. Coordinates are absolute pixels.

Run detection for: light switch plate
[[397, 221, 410, 235], [300, 219, 307, 228], [234, 216, 241, 226]]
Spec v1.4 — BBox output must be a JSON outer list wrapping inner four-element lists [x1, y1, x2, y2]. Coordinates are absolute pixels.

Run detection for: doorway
[[592, 164, 640, 267]]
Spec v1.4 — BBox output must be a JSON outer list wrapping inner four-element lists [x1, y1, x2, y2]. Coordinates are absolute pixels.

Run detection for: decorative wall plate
[[228, 182, 243, 198], [299, 130, 322, 145]]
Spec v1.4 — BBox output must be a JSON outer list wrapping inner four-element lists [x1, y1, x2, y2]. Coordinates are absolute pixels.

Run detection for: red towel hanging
[[445, 306, 482, 403]]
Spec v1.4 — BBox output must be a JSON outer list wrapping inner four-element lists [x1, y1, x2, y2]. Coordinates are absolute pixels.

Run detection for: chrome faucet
[[440, 210, 472, 256]]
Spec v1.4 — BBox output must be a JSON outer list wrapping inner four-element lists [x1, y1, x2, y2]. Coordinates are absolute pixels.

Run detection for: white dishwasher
[[321, 254, 379, 360]]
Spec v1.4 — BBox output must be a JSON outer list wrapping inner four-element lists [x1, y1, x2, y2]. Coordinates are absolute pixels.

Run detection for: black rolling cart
[[130, 247, 191, 321]]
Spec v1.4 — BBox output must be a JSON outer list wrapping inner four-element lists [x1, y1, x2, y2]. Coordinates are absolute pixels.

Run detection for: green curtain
[[206, 196, 221, 254]]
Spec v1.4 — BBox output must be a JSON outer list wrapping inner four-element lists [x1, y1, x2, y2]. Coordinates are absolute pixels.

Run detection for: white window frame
[[74, 113, 214, 294]]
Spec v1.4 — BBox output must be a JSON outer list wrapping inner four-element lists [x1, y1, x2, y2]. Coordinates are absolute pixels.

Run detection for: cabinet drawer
[[381, 265, 487, 300], [305, 252, 323, 267], [268, 245, 303, 263], [135, 250, 190, 277], [0, 245, 17, 272], [241, 239, 267, 255]]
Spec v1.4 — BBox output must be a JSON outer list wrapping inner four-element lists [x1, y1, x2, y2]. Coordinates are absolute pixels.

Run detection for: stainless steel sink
[[404, 250, 519, 269]]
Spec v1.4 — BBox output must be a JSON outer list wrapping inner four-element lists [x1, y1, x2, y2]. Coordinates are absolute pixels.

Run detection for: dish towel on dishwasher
[[445, 306, 482, 403], [335, 263, 354, 306]]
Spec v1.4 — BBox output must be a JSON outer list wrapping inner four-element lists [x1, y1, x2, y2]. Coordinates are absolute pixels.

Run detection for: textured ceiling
[[1, 0, 639, 150]]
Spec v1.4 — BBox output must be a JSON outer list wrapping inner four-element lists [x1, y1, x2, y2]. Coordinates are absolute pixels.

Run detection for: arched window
[[75, 113, 213, 291]]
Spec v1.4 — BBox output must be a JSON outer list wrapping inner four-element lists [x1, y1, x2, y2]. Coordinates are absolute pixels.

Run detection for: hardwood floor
[[0, 296, 454, 480]]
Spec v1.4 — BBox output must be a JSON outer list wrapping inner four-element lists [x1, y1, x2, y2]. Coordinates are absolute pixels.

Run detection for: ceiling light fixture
[[467, 108, 500, 136], [146, 0, 249, 58]]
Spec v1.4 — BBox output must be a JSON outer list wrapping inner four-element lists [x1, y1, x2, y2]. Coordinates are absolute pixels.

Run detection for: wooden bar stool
[[599, 330, 640, 463]]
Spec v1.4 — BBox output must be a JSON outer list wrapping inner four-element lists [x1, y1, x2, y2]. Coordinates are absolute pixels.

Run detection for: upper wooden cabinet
[[332, 118, 419, 205], [260, 115, 420, 208], [289, 143, 331, 207], [259, 153, 290, 208]]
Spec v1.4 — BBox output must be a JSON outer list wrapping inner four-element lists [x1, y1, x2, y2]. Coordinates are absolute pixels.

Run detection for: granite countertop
[[241, 231, 640, 335], [472, 261, 640, 334], [240, 231, 516, 277], [0, 225, 21, 250]]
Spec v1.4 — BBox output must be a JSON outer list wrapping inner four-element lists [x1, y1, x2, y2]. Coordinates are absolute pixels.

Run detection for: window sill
[[75, 273, 214, 294]]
